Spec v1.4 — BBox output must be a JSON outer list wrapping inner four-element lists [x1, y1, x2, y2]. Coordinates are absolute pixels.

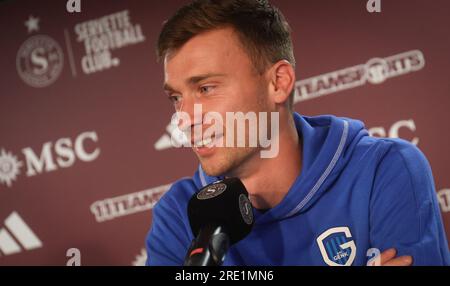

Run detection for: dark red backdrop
[[0, 0, 449, 265]]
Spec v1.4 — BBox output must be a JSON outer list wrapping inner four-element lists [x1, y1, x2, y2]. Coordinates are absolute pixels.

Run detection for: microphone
[[184, 177, 254, 266]]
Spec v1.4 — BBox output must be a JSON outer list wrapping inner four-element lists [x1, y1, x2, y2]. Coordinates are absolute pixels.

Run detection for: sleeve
[[145, 186, 193, 266], [369, 139, 450, 265]]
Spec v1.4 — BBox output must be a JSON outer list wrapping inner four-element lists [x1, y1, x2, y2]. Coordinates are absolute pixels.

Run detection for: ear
[[267, 60, 296, 106]]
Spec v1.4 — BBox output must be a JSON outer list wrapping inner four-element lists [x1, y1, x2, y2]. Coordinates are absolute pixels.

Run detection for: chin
[[199, 160, 228, 177], [199, 151, 245, 178]]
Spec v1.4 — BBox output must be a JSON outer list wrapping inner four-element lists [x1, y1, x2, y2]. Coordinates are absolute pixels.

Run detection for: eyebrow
[[187, 73, 226, 85], [163, 73, 226, 93]]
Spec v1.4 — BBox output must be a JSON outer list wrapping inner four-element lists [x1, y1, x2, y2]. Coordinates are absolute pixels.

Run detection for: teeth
[[195, 137, 213, 147]]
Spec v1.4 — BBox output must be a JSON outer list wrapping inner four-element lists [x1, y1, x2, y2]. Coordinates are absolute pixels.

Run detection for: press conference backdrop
[[0, 0, 449, 265]]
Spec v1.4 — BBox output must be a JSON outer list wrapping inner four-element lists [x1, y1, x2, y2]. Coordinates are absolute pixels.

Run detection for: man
[[146, 0, 450, 266]]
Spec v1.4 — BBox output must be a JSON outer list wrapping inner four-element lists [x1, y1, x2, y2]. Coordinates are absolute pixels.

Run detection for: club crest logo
[[16, 34, 64, 88], [316, 227, 356, 266]]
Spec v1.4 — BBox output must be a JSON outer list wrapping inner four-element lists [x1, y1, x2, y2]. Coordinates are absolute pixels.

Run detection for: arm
[[369, 139, 450, 265], [145, 190, 192, 266]]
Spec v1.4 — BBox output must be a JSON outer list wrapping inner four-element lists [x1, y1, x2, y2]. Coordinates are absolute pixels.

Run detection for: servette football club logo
[[316, 227, 356, 266], [16, 15, 64, 88]]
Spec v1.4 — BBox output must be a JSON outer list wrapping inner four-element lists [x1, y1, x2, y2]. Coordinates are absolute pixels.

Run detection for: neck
[[234, 114, 302, 210]]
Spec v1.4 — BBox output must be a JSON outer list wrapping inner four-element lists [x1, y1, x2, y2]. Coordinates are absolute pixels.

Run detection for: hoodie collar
[[194, 112, 367, 224]]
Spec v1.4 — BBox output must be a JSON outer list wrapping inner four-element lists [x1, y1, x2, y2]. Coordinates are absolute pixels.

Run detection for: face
[[163, 27, 272, 177]]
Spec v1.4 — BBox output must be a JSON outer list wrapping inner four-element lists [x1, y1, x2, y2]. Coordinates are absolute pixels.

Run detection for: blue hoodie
[[146, 113, 450, 266]]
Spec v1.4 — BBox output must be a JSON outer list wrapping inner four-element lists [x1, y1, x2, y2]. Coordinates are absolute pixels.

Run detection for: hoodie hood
[[194, 112, 368, 224]]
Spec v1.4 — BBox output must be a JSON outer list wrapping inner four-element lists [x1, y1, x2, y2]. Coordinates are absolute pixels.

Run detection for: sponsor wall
[[0, 0, 449, 265]]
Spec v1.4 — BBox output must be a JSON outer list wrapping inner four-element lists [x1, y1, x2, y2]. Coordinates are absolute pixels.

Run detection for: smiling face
[[163, 27, 273, 177]]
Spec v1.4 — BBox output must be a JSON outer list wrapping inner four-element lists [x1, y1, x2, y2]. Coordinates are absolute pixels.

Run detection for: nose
[[176, 95, 202, 133]]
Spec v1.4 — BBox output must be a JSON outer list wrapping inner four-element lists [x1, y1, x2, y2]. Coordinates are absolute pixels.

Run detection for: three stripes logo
[[154, 123, 187, 151], [0, 212, 43, 256]]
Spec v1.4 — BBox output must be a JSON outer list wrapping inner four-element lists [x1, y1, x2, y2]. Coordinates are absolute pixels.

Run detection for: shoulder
[[155, 176, 199, 212], [349, 135, 434, 203], [363, 137, 435, 207], [354, 135, 430, 173], [371, 137, 432, 185]]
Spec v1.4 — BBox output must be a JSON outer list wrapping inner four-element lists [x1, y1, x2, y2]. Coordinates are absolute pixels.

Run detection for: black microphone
[[184, 177, 254, 266]]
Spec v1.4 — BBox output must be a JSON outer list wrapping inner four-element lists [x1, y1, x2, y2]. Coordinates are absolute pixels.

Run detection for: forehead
[[164, 27, 253, 82]]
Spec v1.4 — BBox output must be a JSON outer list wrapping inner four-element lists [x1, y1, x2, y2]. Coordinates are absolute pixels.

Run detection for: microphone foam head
[[188, 177, 254, 245]]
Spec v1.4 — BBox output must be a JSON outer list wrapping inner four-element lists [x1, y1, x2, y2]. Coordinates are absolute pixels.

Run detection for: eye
[[168, 94, 183, 108], [168, 94, 181, 102], [199, 85, 215, 94]]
